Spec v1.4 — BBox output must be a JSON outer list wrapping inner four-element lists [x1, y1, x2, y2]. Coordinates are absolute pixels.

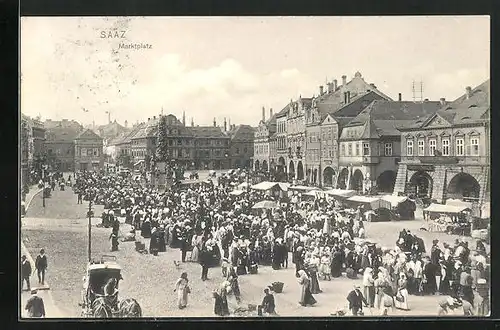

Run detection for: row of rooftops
[[257, 72, 489, 140], [109, 114, 256, 146]]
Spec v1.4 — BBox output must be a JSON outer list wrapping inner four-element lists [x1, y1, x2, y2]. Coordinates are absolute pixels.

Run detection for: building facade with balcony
[[394, 80, 490, 213], [253, 107, 276, 172], [74, 129, 104, 171], [338, 99, 443, 193]]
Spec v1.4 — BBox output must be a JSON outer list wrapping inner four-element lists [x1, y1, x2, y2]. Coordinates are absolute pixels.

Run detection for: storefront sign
[[407, 164, 435, 172]]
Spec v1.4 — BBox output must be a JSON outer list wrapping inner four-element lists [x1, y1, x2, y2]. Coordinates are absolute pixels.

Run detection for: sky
[[20, 16, 490, 127]]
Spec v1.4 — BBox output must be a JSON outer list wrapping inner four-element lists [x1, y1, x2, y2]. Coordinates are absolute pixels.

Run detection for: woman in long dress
[[191, 235, 202, 263], [307, 254, 322, 294], [363, 267, 375, 308], [298, 270, 317, 307], [394, 272, 409, 311], [320, 250, 332, 280], [174, 272, 190, 309], [213, 281, 231, 316]]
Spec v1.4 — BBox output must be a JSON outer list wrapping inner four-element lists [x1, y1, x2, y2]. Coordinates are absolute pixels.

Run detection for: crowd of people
[[71, 169, 490, 317]]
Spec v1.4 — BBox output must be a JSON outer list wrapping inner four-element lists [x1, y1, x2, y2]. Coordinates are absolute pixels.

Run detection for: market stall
[[251, 181, 279, 191], [380, 195, 417, 220], [324, 189, 356, 199], [229, 190, 245, 196], [423, 203, 472, 235], [346, 195, 389, 210], [237, 182, 250, 190], [288, 185, 316, 192]]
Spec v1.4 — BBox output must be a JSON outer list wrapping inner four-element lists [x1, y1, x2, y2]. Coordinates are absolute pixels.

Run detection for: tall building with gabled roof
[[395, 79, 490, 215]]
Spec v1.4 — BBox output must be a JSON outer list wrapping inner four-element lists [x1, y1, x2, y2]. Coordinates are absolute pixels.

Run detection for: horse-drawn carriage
[[80, 255, 142, 318]]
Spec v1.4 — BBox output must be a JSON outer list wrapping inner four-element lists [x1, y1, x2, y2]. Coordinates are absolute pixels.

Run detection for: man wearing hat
[[21, 255, 32, 292], [347, 284, 369, 316], [24, 289, 45, 318]]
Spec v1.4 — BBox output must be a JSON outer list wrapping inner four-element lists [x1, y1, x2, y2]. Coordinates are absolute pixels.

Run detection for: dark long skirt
[[272, 256, 281, 270], [310, 272, 322, 294], [214, 294, 230, 316], [330, 259, 342, 278], [141, 222, 151, 238], [300, 287, 317, 306], [158, 232, 166, 252]]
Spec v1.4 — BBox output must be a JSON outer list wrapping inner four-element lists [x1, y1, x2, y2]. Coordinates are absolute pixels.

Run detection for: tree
[[156, 115, 168, 162]]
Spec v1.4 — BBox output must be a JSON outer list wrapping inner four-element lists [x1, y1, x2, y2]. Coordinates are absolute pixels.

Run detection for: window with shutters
[[384, 143, 393, 156], [355, 143, 360, 156], [470, 137, 479, 156], [348, 143, 352, 156], [418, 139, 425, 156], [442, 139, 450, 156], [429, 139, 436, 156], [341, 144, 346, 156], [406, 140, 413, 156]]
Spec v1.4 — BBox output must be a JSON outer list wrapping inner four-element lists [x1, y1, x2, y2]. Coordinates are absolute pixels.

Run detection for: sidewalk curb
[[24, 188, 43, 212], [21, 241, 65, 317], [21, 188, 66, 317]]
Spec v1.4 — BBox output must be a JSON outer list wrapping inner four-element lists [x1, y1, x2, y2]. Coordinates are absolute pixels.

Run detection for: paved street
[[20, 186, 488, 318]]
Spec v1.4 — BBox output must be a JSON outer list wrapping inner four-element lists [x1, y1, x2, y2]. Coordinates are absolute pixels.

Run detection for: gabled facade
[[338, 99, 443, 193], [286, 97, 311, 182], [74, 129, 104, 171], [274, 106, 289, 181], [253, 107, 276, 173], [394, 80, 490, 215], [319, 114, 341, 187], [304, 72, 391, 187]]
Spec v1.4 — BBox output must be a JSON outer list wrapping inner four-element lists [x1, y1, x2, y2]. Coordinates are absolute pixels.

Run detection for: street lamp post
[[87, 192, 94, 262]]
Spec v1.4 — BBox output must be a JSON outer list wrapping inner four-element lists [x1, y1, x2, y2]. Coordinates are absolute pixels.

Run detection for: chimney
[[191, 117, 194, 127], [213, 117, 216, 127], [269, 108, 273, 118], [147, 118, 150, 121], [440, 97, 446, 106], [466, 86, 472, 99], [424, 98, 429, 102], [182, 111, 186, 126], [342, 75, 347, 87], [319, 85, 324, 95], [333, 79, 338, 91], [124, 120, 128, 128], [153, 116, 156, 120], [347, 91, 351, 103], [262, 106, 266, 122], [398, 93, 402, 101], [327, 82, 333, 93], [224, 117, 227, 132]]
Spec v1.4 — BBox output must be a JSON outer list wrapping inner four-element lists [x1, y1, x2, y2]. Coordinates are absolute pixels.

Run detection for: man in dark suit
[[35, 249, 48, 286], [346, 284, 368, 316], [21, 255, 32, 292], [199, 239, 210, 281], [25, 289, 46, 318]]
